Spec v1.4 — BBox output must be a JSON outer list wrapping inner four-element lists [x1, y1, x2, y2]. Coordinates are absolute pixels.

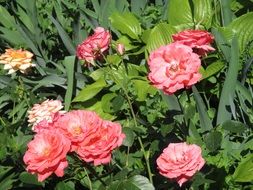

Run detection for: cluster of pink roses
[[148, 29, 214, 95], [24, 99, 125, 182]]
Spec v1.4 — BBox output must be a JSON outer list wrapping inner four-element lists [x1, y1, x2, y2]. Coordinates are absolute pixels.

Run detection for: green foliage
[[0, 0, 252, 189], [233, 154, 253, 182], [110, 12, 142, 40], [145, 23, 176, 53]]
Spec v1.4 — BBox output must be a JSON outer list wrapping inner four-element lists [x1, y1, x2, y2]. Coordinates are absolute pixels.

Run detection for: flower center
[[71, 125, 82, 136], [168, 60, 179, 72], [42, 147, 50, 156]]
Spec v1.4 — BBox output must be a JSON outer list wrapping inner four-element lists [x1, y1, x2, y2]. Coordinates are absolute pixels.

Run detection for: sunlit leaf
[[110, 12, 142, 40]]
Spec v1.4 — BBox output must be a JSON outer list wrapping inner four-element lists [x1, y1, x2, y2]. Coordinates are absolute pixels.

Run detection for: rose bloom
[[172, 30, 215, 56], [76, 120, 125, 166], [76, 27, 111, 63], [28, 99, 66, 129], [156, 142, 205, 186], [54, 110, 103, 151], [0, 48, 35, 74], [23, 130, 71, 182], [148, 42, 201, 95]]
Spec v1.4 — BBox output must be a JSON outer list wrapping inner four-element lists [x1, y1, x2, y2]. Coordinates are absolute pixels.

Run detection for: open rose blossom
[[76, 27, 111, 63], [54, 110, 103, 151], [76, 120, 125, 166], [28, 99, 66, 129], [156, 142, 205, 186], [172, 30, 215, 56], [0, 48, 35, 74], [23, 130, 71, 182], [148, 42, 201, 95]]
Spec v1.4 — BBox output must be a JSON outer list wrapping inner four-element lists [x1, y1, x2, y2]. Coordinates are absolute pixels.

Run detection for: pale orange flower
[[0, 48, 35, 74], [28, 99, 66, 129]]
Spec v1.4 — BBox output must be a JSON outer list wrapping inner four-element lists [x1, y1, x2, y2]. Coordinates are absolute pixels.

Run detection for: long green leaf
[[217, 37, 240, 125], [220, 0, 233, 26], [192, 85, 212, 132], [63, 56, 76, 111], [49, 15, 76, 55], [0, 5, 16, 28], [72, 78, 107, 102]]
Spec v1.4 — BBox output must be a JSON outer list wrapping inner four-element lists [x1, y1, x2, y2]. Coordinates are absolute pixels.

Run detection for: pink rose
[[172, 30, 215, 56], [76, 120, 125, 166], [148, 42, 201, 95], [23, 130, 71, 182], [117, 43, 125, 55], [54, 110, 103, 151], [156, 142, 205, 186], [76, 27, 111, 63]]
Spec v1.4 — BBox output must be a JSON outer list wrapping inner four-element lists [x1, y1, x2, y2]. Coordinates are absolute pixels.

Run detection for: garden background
[[0, 0, 253, 189]]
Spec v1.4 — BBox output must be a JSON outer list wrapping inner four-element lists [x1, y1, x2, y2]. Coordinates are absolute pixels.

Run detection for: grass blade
[[49, 15, 76, 55], [192, 85, 213, 132], [63, 56, 76, 111], [217, 37, 240, 125]]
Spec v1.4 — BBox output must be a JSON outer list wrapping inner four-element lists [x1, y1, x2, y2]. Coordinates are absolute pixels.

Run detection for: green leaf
[[233, 154, 253, 182], [221, 120, 247, 133], [192, 86, 213, 132], [101, 93, 117, 113], [220, 0, 233, 26], [48, 15, 76, 55], [168, 0, 192, 26], [161, 92, 181, 112], [227, 12, 253, 52], [19, 172, 43, 186], [124, 175, 155, 190], [145, 23, 176, 53], [63, 56, 76, 111], [132, 79, 157, 101], [0, 5, 16, 28], [110, 12, 142, 40], [90, 68, 105, 81], [201, 61, 225, 80], [212, 28, 231, 61], [217, 37, 240, 125], [204, 131, 222, 152], [55, 181, 75, 190], [0, 166, 16, 190], [84, 101, 116, 120], [72, 78, 107, 102], [168, 0, 213, 28], [122, 127, 135, 147], [192, 0, 213, 28]]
